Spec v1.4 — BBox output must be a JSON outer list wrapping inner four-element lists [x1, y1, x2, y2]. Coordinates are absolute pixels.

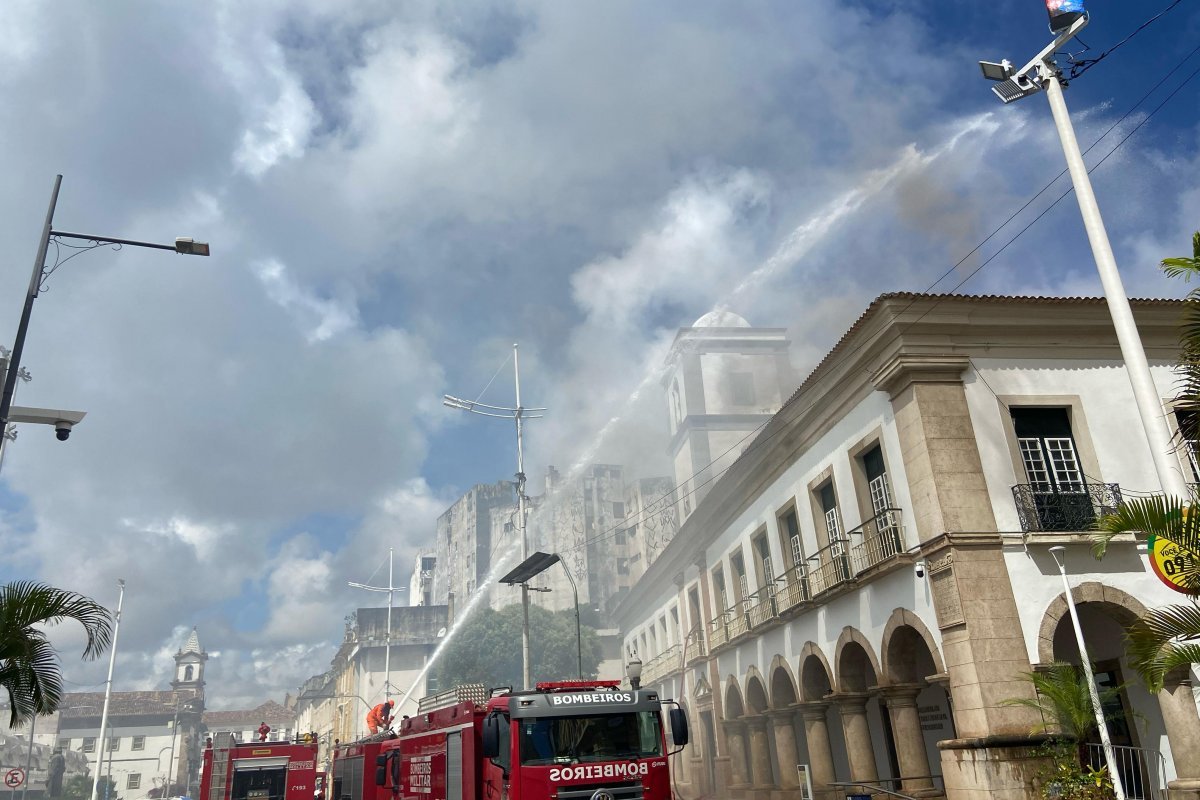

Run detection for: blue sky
[[0, 0, 1197, 706]]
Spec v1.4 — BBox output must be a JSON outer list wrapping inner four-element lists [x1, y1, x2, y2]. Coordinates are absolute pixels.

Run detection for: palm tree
[[1006, 663, 1127, 773], [0, 580, 113, 726], [1091, 233, 1200, 690]]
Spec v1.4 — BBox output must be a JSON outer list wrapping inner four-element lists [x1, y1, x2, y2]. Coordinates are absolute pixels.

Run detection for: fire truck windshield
[[518, 711, 663, 765]]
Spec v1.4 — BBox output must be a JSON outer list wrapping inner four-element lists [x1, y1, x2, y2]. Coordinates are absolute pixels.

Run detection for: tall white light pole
[[349, 550, 405, 705], [444, 344, 546, 690], [1049, 547, 1125, 800], [90, 579, 125, 800], [980, 15, 1190, 499]]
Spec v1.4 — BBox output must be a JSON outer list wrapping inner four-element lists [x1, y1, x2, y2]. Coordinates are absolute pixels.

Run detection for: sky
[[1, 0, 1198, 709]]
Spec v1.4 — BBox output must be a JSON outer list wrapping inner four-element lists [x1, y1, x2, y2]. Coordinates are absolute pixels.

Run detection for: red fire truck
[[346, 680, 688, 800], [201, 734, 321, 800]]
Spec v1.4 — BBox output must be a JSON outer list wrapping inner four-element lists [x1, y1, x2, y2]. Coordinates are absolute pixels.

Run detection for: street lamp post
[[500, 552, 583, 679], [349, 549, 407, 705], [0, 175, 210, 470], [91, 579, 125, 800], [444, 344, 546, 690], [1049, 546, 1125, 800], [979, 15, 1189, 500]]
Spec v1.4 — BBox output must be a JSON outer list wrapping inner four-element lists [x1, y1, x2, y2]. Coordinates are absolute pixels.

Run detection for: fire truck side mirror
[[374, 767, 387, 787], [668, 708, 690, 747], [480, 713, 500, 759]]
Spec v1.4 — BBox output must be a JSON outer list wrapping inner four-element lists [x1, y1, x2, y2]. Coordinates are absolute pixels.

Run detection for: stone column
[[723, 719, 751, 789], [798, 702, 837, 794], [881, 684, 934, 793], [745, 716, 775, 789], [1160, 671, 1200, 799], [767, 710, 801, 790], [836, 693, 878, 783]]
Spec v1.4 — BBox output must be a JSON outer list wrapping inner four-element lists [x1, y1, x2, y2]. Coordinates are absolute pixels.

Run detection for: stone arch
[[768, 655, 799, 709], [1037, 582, 1149, 664], [798, 642, 835, 702], [724, 676, 746, 720], [744, 666, 769, 715], [835, 627, 881, 694], [881, 609, 945, 684]]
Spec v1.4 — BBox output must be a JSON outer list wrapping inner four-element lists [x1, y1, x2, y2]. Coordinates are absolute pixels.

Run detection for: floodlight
[[992, 74, 1043, 104], [978, 60, 1014, 82]]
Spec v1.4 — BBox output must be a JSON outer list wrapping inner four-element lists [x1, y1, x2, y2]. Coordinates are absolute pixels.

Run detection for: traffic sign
[[4, 768, 25, 788]]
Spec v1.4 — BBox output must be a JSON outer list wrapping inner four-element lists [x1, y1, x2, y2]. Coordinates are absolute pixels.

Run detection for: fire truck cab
[[378, 681, 688, 800]]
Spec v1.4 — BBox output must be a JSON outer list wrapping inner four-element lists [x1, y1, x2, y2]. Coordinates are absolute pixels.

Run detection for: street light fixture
[[500, 552, 583, 679], [0, 175, 211, 465], [349, 548, 408, 705], [626, 654, 642, 692], [443, 344, 546, 690], [978, 16, 1190, 499]]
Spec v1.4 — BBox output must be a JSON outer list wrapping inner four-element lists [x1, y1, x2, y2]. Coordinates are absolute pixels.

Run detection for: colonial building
[[51, 629, 208, 798], [614, 295, 1200, 799]]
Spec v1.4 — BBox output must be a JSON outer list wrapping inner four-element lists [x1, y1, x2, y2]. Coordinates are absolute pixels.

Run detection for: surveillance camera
[[915, 561, 926, 579], [55, 420, 73, 441]]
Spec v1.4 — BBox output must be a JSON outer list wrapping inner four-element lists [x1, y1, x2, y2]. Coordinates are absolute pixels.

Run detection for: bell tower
[[662, 311, 792, 521], [172, 627, 208, 697]]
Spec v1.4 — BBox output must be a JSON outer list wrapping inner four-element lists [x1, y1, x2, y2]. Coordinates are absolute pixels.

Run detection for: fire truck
[[201, 733, 321, 800], [338, 680, 688, 800]]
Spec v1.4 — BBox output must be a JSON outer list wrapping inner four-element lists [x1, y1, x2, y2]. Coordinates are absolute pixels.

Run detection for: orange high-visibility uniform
[[366, 701, 393, 734]]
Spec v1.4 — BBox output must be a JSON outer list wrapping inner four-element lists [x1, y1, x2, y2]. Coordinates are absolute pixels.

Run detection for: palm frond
[[1092, 495, 1193, 557], [1003, 664, 1125, 741], [1127, 604, 1200, 690], [0, 581, 113, 658]]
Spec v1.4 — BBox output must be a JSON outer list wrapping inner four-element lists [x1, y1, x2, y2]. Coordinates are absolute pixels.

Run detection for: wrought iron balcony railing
[[849, 509, 905, 574], [1011, 483, 1121, 532], [683, 625, 707, 663], [807, 538, 852, 595], [708, 611, 729, 649], [773, 564, 810, 613]]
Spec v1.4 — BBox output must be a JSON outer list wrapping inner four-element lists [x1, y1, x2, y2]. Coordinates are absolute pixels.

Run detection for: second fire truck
[[334, 680, 688, 800]]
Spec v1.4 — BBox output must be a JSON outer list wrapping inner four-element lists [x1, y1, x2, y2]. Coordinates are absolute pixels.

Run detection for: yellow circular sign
[[1148, 533, 1199, 594]]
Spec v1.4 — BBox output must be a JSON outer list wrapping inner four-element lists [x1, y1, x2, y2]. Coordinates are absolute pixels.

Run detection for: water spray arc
[[444, 344, 546, 690], [554, 112, 997, 491]]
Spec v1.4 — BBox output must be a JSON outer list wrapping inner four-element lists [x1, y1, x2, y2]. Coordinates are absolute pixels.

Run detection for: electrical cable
[[551, 40, 1200, 558], [1068, 0, 1189, 80]]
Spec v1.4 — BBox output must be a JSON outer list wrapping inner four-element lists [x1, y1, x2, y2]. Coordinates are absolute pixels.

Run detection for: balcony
[[773, 565, 810, 614], [683, 625, 708, 664], [641, 644, 682, 686], [708, 611, 729, 649], [807, 538, 851, 595], [849, 509, 905, 574], [1012, 483, 1121, 532]]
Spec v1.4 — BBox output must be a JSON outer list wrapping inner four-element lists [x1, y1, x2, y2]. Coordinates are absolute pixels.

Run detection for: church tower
[[172, 627, 208, 698], [661, 311, 793, 521]]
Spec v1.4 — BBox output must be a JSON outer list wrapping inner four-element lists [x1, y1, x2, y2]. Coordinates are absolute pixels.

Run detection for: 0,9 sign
[[1148, 534, 1199, 594]]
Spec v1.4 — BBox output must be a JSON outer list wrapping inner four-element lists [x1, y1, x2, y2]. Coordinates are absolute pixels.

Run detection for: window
[[612, 502, 625, 519], [127, 775, 141, 790], [108, 737, 120, 751], [751, 532, 773, 588], [59, 739, 70, 752], [132, 736, 145, 751], [1011, 408, 1097, 531], [819, 482, 842, 542], [712, 567, 727, 612], [82, 738, 96, 753], [722, 372, 756, 407], [778, 507, 803, 569], [731, 553, 749, 606], [670, 381, 683, 430], [184, 665, 194, 681], [862, 445, 894, 518]]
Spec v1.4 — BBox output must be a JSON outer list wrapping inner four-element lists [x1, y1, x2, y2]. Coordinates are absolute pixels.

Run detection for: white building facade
[[614, 295, 1200, 800]]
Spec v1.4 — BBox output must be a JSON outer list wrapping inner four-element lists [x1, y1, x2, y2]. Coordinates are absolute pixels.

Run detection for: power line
[[1068, 0, 1189, 80]]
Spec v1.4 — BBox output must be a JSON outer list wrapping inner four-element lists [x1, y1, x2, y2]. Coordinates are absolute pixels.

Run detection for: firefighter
[[258, 721, 271, 742], [366, 699, 394, 734]]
